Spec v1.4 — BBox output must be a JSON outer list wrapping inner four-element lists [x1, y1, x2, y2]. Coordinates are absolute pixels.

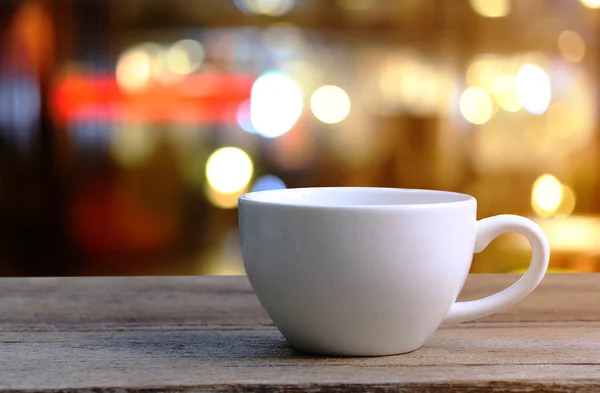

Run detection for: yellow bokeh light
[[235, 0, 296, 16], [557, 31, 586, 63], [466, 56, 499, 90], [310, 85, 351, 124], [459, 87, 494, 125], [166, 39, 205, 75], [529, 216, 600, 254], [531, 174, 563, 217], [206, 147, 253, 194], [150, 46, 180, 85], [580, 0, 600, 8], [517, 64, 551, 115], [492, 75, 521, 112], [469, 0, 510, 18], [205, 186, 245, 209], [555, 185, 576, 218], [116, 47, 153, 93]]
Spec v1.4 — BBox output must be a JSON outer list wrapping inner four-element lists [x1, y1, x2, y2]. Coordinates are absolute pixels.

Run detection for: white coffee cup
[[238, 187, 549, 356]]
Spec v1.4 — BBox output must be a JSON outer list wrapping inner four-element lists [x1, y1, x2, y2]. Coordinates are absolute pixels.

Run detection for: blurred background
[[0, 0, 599, 277]]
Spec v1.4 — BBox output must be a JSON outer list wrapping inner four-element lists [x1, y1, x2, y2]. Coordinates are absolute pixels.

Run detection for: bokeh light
[[116, 46, 153, 93], [205, 186, 244, 210], [459, 87, 494, 125], [469, 0, 510, 18], [555, 185, 577, 218], [492, 75, 521, 112], [557, 31, 586, 63], [150, 46, 179, 85], [236, 99, 255, 134], [580, 0, 600, 8], [0, 73, 40, 142], [531, 174, 563, 217], [250, 71, 303, 138], [251, 175, 287, 192], [310, 85, 351, 124], [517, 64, 551, 115], [206, 147, 254, 194], [166, 39, 205, 75], [466, 55, 499, 91], [234, 0, 296, 16]]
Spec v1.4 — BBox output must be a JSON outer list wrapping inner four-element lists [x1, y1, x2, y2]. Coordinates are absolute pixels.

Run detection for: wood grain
[[0, 274, 599, 392]]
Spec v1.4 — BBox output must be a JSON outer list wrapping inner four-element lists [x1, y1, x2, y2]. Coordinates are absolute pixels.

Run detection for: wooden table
[[1, 274, 599, 392]]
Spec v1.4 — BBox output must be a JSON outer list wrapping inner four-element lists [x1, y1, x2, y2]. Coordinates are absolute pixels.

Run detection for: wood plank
[[0, 276, 270, 331], [457, 273, 600, 324], [1, 274, 599, 392], [1, 326, 600, 392], [1, 274, 599, 331]]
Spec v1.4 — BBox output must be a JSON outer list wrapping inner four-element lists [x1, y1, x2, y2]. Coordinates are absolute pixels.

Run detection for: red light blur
[[51, 72, 255, 125]]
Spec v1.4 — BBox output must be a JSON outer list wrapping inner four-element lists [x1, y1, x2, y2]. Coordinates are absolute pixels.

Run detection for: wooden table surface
[[1, 274, 599, 392]]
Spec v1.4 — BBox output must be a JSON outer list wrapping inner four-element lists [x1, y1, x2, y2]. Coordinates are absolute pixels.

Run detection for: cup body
[[238, 187, 477, 356]]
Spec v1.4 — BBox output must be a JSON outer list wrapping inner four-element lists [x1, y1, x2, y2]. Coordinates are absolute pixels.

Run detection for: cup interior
[[240, 187, 473, 208]]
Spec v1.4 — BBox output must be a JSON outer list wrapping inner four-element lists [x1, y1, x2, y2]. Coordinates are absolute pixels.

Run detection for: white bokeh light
[[581, 0, 600, 9], [250, 71, 303, 138], [517, 64, 551, 115]]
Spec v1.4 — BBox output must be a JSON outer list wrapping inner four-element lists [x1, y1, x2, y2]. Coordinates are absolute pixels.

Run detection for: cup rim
[[239, 187, 475, 210]]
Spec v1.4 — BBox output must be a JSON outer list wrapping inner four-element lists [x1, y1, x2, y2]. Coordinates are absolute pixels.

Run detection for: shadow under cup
[[238, 187, 478, 356]]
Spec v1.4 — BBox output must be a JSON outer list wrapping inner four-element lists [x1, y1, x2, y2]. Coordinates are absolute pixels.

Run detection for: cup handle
[[442, 214, 550, 325]]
